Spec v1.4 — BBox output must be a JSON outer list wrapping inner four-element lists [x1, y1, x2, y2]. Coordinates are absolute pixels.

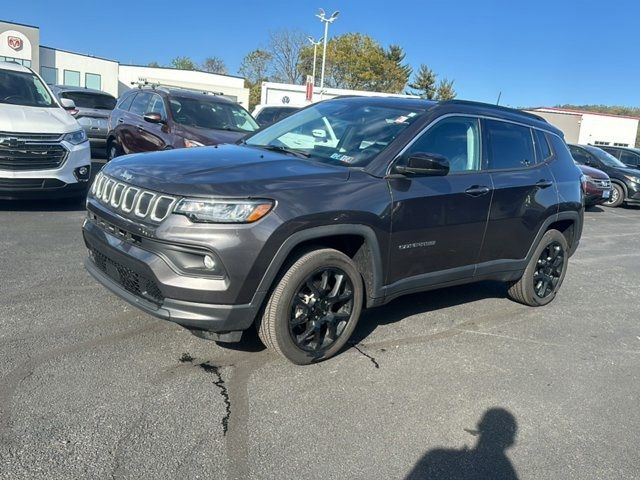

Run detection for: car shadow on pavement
[[404, 408, 520, 480], [585, 205, 605, 213], [351, 280, 509, 344], [0, 198, 86, 212]]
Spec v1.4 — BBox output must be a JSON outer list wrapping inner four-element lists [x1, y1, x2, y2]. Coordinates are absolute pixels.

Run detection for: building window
[[593, 141, 610, 146], [85, 73, 101, 91], [614, 143, 629, 147], [0, 56, 31, 67], [63, 69, 81, 87], [40, 66, 58, 85]]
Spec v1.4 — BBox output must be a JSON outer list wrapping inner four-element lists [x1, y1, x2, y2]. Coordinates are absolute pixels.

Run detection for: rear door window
[[117, 92, 136, 111], [485, 120, 535, 170]]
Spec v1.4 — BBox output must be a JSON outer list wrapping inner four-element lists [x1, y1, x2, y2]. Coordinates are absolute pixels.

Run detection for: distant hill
[[556, 105, 640, 147]]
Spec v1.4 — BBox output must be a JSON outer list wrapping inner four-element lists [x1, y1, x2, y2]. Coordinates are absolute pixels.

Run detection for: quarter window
[[485, 120, 535, 170], [534, 129, 552, 162], [63, 70, 81, 87], [404, 116, 481, 172]]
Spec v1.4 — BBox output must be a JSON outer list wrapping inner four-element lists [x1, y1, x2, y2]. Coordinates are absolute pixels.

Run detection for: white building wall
[[39, 47, 119, 96], [118, 65, 250, 107], [260, 81, 418, 106], [577, 113, 638, 147]]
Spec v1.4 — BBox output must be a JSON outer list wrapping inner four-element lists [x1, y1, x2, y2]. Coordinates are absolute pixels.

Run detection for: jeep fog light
[[203, 255, 216, 270]]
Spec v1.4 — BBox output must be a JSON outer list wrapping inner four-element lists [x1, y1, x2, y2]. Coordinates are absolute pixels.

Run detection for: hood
[[175, 124, 249, 146], [103, 144, 349, 197], [0, 104, 80, 134], [577, 164, 609, 179]]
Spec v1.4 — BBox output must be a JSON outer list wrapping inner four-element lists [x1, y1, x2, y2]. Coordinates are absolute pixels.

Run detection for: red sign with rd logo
[[8, 36, 23, 51]]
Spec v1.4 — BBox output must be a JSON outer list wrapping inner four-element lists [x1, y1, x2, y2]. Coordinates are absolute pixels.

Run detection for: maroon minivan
[[106, 87, 258, 160]]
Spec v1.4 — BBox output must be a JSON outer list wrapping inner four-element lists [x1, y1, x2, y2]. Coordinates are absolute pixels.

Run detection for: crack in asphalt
[[179, 353, 231, 435], [349, 342, 380, 368]]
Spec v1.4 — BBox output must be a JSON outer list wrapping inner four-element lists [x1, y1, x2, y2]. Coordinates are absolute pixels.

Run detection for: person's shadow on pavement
[[405, 408, 519, 480]]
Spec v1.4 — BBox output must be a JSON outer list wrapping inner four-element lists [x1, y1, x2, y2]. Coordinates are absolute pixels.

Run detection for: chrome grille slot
[[110, 183, 125, 207], [151, 196, 176, 222], [122, 187, 140, 213], [135, 191, 156, 217], [102, 179, 114, 202]]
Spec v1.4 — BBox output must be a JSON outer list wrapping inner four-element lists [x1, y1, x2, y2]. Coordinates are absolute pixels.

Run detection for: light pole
[[316, 8, 339, 91], [307, 36, 323, 86]]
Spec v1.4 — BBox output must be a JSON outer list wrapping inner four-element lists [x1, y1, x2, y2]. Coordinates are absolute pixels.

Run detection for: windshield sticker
[[330, 153, 355, 163], [394, 115, 409, 124]]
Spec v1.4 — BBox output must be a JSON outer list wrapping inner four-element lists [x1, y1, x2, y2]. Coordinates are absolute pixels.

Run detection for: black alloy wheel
[[533, 241, 565, 299], [289, 268, 354, 352]]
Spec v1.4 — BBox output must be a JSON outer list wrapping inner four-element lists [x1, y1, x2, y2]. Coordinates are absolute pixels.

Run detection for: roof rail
[[441, 99, 548, 123], [130, 78, 224, 96]]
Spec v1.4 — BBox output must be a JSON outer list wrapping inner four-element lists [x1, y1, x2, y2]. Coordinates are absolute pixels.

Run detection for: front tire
[[257, 248, 364, 364], [604, 183, 624, 208], [107, 139, 121, 161], [508, 229, 569, 307]]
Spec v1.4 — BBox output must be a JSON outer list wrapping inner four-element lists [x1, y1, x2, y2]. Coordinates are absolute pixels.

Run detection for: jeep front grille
[[91, 172, 177, 223], [0, 132, 68, 171]]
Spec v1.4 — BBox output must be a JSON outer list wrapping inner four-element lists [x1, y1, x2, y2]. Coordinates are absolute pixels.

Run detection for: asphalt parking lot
[[1, 164, 639, 479]]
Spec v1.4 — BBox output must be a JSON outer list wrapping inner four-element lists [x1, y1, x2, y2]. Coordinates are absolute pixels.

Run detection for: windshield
[[588, 146, 627, 168], [169, 97, 258, 133], [245, 100, 425, 167], [60, 91, 116, 110], [0, 68, 57, 108]]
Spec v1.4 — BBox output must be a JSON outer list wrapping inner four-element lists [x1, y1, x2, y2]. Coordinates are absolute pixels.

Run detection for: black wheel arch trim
[[252, 224, 385, 309], [524, 210, 582, 261]]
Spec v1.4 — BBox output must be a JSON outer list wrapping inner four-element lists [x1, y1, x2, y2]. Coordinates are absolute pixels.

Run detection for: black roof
[[325, 96, 561, 136]]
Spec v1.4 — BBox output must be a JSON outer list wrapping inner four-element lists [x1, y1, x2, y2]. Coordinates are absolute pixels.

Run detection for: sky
[[4, 0, 640, 107]]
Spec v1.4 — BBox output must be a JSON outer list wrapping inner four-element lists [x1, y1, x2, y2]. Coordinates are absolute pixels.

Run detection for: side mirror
[[143, 112, 165, 124], [59, 98, 78, 116], [394, 152, 450, 176]]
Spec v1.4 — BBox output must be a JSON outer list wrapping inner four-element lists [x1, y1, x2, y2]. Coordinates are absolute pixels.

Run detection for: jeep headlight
[[173, 198, 274, 223], [63, 129, 88, 145]]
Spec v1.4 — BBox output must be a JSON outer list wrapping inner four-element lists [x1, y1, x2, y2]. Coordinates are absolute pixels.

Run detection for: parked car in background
[[252, 104, 301, 127], [84, 97, 583, 364], [597, 145, 640, 170], [51, 85, 116, 157], [568, 144, 640, 208], [576, 164, 612, 206], [0, 61, 91, 200], [106, 86, 258, 160]]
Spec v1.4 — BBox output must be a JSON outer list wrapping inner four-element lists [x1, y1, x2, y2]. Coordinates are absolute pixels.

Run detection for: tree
[[238, 49, 272, 86], [297, 33, 408, 93], [238, 49, 273, 110], [268, 29, 307, 84], [387, 44, 412, 83], [147, 61, 161, 68], [170, 56, 197, 70], [201, 56, 228, 75], [435, 78, 457, 101], [408, 64, 438, 99]]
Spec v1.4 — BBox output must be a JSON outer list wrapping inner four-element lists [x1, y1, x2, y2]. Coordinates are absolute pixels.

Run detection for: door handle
[[535, 179, 553, 188], [465, 185, 491, 197], [117, 118, 124, 124]]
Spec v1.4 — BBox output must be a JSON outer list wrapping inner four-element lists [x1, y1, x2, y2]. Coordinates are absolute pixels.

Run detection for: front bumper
[[0, 140, 91, 199], [82, 216, 261, 337]]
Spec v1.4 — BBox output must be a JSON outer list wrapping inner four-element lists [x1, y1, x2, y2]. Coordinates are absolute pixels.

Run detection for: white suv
[[0, 61, 91, 200]]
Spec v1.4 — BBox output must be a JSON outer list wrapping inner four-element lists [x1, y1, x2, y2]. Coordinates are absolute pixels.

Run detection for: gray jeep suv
[[83, 97, 584, 364]]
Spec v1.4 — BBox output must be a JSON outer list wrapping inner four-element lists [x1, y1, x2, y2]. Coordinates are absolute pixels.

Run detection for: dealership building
[[0, 19, 250, 106], [526, 107, 639, 148]]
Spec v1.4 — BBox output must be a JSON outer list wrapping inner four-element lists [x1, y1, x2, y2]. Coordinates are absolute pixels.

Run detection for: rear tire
[[604, 183, 624, 208], [508, 229, 568, 307], [257, 248, 363, 364]]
